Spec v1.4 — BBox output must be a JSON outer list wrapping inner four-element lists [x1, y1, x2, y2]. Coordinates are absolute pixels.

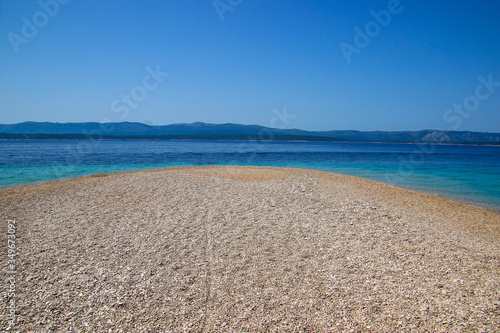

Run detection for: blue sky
[[0, 0, 499, 132]]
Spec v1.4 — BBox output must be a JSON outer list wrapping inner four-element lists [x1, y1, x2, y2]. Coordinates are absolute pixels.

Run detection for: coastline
[[2, 137, 500, 145], [1, 163, 499, 213], [398, 185, 500, 214], [1, 166, 499, 331]]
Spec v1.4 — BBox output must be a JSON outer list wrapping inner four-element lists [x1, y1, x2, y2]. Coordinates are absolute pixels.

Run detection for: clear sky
[[0, 0, 499, 132]]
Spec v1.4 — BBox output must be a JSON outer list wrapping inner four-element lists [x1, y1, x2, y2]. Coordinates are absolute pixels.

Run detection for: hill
[[0, 121, 499, 144]]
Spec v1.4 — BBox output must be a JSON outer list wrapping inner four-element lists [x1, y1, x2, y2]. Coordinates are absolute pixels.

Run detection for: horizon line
[[1, 120, 499, 134]]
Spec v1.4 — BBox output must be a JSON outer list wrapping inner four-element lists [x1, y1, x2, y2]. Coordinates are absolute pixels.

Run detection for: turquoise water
[[1, 140, 499, 209]]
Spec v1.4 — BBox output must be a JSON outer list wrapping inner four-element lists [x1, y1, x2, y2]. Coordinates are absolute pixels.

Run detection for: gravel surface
[[1, 166, 499, 332]]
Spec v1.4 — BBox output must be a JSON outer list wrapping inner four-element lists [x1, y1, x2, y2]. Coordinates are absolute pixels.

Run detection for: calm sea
[[1, 140, 499, 209]]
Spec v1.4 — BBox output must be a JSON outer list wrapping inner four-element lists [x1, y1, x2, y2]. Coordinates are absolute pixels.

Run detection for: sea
[[1, 139, 499, 210]]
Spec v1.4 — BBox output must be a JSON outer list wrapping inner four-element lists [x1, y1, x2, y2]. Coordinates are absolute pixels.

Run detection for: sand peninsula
[[1, 166, 499, 332]]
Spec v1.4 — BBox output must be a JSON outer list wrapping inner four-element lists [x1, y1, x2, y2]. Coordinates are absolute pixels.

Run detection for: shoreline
[[2, 165, 499, 214], [398, 185, 500, 214]]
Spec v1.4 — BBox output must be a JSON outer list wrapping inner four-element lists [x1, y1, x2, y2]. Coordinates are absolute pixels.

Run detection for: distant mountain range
[[1, 121, 499, 144]]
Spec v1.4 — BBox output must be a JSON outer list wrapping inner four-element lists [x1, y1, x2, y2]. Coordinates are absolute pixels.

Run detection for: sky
[[0, 0, 499, 132]]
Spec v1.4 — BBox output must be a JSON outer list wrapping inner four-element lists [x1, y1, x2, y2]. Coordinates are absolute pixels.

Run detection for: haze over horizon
[[1, 0, 499, 132]]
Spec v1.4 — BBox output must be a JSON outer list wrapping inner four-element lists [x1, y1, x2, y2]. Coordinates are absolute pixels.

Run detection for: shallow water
[[1, 140, 499, 209]]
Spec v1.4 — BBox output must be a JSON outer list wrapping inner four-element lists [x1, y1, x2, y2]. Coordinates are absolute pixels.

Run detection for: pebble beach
[[1, 166, 499, 332]]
